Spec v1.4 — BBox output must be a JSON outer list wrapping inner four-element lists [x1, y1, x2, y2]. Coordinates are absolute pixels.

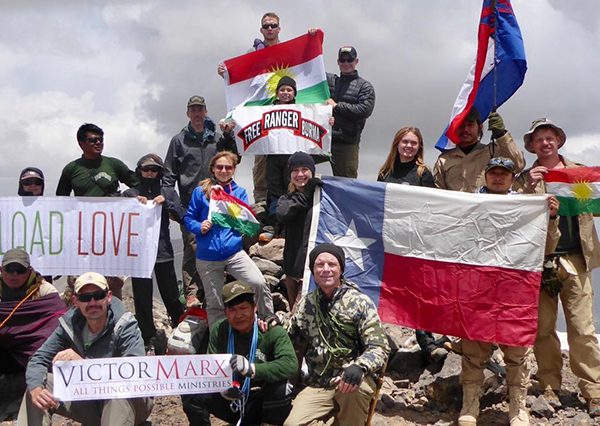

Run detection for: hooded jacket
[[184, 180, 248, 262], [25, 297, 144, 391], [163, 118, 238, 207], [18, 167, 45, 196]]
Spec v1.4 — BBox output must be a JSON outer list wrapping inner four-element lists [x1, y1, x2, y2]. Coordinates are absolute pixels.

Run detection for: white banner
[[232, 103, 332, 155], [0, 197, 161, 278], [53, 354, 232, 401]]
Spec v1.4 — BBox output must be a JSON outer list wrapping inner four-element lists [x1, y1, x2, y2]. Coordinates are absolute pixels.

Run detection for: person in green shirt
[[182, 281, 297, 426]]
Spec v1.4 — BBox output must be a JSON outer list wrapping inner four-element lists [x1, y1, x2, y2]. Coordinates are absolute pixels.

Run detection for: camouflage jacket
[[287, 280, 390, 387]]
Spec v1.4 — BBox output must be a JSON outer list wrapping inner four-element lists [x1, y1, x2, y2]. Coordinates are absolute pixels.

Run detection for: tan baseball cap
[[20, 170, 43, 180], [2, 248, 31, 268], [523, 118, 566, 153], [74, 272, 109, 294], [222, 281, 255, 304]]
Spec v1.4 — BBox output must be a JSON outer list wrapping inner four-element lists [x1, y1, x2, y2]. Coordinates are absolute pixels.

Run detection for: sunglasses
[[77, 290, 108, 302], [4, 264, 28, 275], [262, 23, 279, 29], [85, 137, 103, 144], [141, 166, 161, 173], [338, 58, 355, 63], [488, 157, 515, 169], [215, 164, 234, 171], [22, 179, 44, 186]]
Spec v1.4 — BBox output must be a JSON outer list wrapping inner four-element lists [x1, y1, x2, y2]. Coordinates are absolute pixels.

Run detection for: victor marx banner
[[232, 104, 332, 155], [0, 197, 161, 278], [53, 354, 232, 401]]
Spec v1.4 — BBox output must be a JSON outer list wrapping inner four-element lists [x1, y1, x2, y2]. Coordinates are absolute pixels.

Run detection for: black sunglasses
[[215, 164, 234, 171], [4, 264, 28, 275], [85, 137, 103, 144], [22, 179, 44, 186], [262, 23, 279, 29], [141, 166, 161, 173], [338, 58, 355, 63], [77, 290, 108, 302]]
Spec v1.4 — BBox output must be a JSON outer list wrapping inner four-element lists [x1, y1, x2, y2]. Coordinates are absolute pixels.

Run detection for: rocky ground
[[3, 238, 600, 425]]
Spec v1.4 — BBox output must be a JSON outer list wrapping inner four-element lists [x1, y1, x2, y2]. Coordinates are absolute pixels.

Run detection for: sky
[[1, 0, 599, 198]]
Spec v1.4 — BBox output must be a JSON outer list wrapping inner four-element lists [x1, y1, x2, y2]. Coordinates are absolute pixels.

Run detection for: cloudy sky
[[1, 0, 599, 198]]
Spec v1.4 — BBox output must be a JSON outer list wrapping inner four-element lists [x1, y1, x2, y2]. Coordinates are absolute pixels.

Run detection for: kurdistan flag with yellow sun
[[223, 30, 329, 113], [545, 167, 600, 216], [208, 187, 260, 237]]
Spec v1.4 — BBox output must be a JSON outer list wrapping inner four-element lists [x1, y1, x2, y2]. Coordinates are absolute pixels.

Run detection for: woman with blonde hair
[[184, 151, 274, 326]]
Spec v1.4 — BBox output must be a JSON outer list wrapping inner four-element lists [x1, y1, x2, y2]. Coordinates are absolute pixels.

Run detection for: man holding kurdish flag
[[515, 118, 600, 416]]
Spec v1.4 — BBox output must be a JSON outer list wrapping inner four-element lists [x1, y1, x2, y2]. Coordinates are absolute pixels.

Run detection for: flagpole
[[492, 0, 498, 110]]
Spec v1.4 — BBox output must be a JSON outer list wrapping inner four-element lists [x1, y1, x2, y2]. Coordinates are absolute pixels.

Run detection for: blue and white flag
[[435, 0, 527, 151]]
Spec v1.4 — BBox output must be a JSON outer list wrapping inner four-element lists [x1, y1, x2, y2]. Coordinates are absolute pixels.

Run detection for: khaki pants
[[284, 376, 376, 426], [180, 223, 201, 299], [17, 373, 153, 426], [330, 141, 359, 178], [534, 253, 600, 398], [460, 340, 530, 390], [253, 155, 268, 203]]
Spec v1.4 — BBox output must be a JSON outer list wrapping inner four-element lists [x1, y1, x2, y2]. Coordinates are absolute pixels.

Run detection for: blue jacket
[[184, 180, 247, 261], [26, 297, 144, 391]]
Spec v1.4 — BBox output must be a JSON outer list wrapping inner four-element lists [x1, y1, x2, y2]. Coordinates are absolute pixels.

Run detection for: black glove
[[230, 354, 255, 378], [487, 112, 506, 139], [304, 177, 324, 195], [341, 364, 364, 387], [220, 386, 243, 401]]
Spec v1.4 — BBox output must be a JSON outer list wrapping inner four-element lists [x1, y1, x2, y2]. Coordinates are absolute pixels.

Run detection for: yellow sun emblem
[[265, 64, 297, 98], [572, 180, 593, 200], [227, 203, 242, 219]]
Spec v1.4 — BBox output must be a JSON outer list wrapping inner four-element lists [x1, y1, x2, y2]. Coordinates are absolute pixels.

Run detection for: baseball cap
[[485, 157, 516, 175], [222, 281, 255, 304], [20, 170, 43, 180], [187, 95, 206, 108], [338, 46, 357, 61], [74, 272, 109, 294], [139, 155, 164, 169], [523, 118, 566, 153], [2, 248, 30, 268]]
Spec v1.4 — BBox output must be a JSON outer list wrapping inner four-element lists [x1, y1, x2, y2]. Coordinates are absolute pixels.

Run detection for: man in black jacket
[[326, 46, 375, 178]]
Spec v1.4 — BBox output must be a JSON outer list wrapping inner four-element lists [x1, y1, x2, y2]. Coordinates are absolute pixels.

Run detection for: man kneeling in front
[[17, 272, 152, 426]]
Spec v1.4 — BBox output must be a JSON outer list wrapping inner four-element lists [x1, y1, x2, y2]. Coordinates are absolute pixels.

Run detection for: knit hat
[[287, 151, 315, 177], [309, 243, 345, 275], [276, 76, 297, 94]]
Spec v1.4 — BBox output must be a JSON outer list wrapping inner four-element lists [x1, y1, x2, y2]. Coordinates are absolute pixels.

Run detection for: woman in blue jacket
[[184, 151, 274, 326]]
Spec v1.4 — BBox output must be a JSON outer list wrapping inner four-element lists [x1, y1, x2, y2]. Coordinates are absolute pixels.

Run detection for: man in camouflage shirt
[[283, 243, 389, 426]]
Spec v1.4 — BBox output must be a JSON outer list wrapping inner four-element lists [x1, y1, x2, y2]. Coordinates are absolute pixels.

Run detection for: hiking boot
[[509, 387, 530, 426], [458, 384, 481, 426], [588, 398, 600, 417], [443, 338, 463, 355], [542, 387, 561, 409]]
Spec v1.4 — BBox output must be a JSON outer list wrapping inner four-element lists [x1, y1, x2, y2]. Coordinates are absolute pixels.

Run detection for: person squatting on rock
[[184, 151, 274, 327], [433, 108, 525, 192], [325, 46, 376, 179], [280, 243, 390, 426], [56, 122, 139, 300], [17, 272, 152, 426], [276, 151, 322, 310], [514, 118, 600, 417], [163, 95, 238, 308], [458, 157, 560, 426], [378, 126, 448, 363], [122, 153, 186, 354], [182, 281, 297, 425]]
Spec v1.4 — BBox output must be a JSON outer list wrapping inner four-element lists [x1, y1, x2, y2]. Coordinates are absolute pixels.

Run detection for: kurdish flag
[[209, 188, 260, 236], [546, 167, 600, 216], [223, 30, 330, 113], [306, 177, 549, 346]]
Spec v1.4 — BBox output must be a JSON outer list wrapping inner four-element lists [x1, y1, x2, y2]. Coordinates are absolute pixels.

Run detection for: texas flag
[[435, 0, 527, 151], [305, 177, 550, 347]]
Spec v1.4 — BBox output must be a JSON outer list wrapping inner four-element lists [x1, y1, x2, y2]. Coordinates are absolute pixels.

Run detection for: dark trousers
[[266, 154, 291, 217], [132, 260, 185, 343], [182, 380, 291, 426]]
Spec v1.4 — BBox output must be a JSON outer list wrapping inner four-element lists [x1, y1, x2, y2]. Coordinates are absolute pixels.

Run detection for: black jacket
[[377, 158, 434, 188], [123, 179, 185, 261], [327, 71, 375, 145]]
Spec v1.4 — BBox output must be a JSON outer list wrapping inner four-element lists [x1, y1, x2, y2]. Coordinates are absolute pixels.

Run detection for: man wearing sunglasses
[[18, 272, 152, 425], [325, 46, 376, 179], [513, 119, 600, 417]]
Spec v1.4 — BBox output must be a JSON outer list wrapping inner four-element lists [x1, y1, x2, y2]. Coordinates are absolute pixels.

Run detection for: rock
[[394, 379, 411, 389], [271, 292, 290, 313], [565, 412, 592, 425], [0, 373, 27, 421], [249, 239, 285, 264], [264, 274, 282, 289], [530, 395, 555, 418], [387, 350, 425, 379], [381, 393, 396, 409], [421, 352, 462, 411], [252, 257, 282, 276]]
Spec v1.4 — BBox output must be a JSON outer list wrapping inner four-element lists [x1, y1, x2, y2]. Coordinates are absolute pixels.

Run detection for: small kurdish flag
[[223, 30, 330, 113], [208, 188, 260, 236], [546, 167, 600, 216]]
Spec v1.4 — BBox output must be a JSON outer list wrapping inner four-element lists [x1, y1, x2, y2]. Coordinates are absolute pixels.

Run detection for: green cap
[[187, 95, 206, 108], [222, 281, 255, 304], [2, 248, 31, 268]]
